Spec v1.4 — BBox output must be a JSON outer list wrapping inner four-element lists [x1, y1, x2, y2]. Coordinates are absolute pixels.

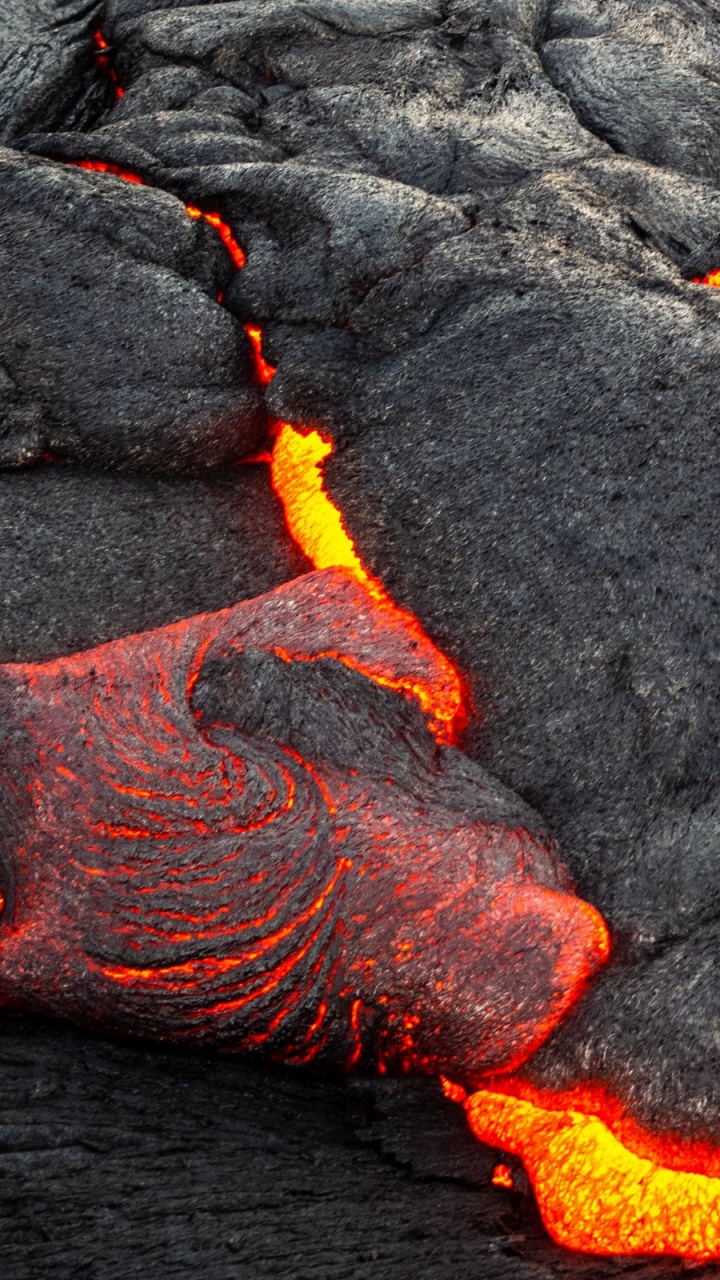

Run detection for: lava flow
[[0, 570, 608, 1080], [457, 1083, 720, 1261], [239, 317, 464, 739], [49, 150, 720, 1266], [269, 422, 465, 742]]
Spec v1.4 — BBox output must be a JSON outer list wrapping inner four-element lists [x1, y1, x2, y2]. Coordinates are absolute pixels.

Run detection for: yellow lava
[[465, 1089, 720, 1261]]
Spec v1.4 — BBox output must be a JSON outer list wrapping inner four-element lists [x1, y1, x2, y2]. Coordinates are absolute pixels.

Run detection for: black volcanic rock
[[0, 148, 265, 472], [0, 462, 308, 662], [0, 0, 106, 144], [0, 1015, 561, 1280]]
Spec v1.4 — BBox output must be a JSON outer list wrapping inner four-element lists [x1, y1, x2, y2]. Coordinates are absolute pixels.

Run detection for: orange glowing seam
[[693, 270, 720, 286], [66, 169, 245, 271], [269, 423, 465, 742], [93, 29, 124, 100], [185, 206, 246, 269], [69, 159, 144, 184], [193, 916, 331, 1019], [345, 996, 365, 1069], [245, 325, 276, 385], [459, 1084, 720, 1261], [65, 160, 465, 739]]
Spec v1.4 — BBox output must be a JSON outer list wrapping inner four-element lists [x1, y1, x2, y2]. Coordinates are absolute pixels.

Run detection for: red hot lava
[[93, 29, 124, 100], [0, 570, 607, 1077]]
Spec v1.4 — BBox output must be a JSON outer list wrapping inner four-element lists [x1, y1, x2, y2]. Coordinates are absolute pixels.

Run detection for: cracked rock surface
[[3, 0, 720, 1275]]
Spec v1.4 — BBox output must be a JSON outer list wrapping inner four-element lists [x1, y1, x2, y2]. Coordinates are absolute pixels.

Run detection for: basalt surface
[[3, 0, 720, 1274]]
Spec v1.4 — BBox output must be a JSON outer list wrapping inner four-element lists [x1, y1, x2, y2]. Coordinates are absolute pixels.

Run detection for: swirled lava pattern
[[0, 570, 607, 1075]]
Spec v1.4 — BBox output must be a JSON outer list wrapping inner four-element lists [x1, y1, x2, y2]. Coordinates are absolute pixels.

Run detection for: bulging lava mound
[[0, 569, 607, 1077]]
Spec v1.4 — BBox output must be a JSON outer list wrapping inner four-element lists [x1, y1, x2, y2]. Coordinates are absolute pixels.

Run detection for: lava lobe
[[0, 569, 607, 1078]]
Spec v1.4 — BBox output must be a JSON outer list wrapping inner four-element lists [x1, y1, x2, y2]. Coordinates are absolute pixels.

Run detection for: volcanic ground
[[3, 0, 720, 1276]]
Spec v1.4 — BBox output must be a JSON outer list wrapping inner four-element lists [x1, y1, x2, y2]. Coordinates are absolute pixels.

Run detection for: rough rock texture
[[0, 1014, 713, 1280], [0, 0, 106, 144], [0, 148, 266, 471], [0, 463, 308, 661], [3, 0, 720, 1272]]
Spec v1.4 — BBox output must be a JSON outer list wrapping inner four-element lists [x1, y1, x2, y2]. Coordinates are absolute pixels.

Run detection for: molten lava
[[245, 325, 276, 386], [491, 1163, 514, 1189], [50, 151, 716, 1265], [0, 571, 607, 1079], [69, 159, 143, 184], [269, 423, 465, 743], [185, 206, 246, 270], [94, 29, 124, 100], [462, 1086, 720, 1261]]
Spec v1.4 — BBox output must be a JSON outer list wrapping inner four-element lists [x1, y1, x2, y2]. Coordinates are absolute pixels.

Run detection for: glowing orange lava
[[269, 423, 465, 742], [94, 29, 124, 100], [186, 206, 246, 270], [69, 159, 143, 184], [460, 1083, 720, 1261], [693, 270, 720, 286], [245, 325, 276, 385], [492, 1163, 514, 1189]]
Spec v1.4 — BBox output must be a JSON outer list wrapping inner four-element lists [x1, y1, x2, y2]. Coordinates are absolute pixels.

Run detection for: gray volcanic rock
[[0, 0, 106, 144], [200, 162, 472, 329], [0, 1014, 706, 1280], [0, 148, 266, 472], [541, 0, 720, 184], [0, 463, 308, 661], [0, 1015, 569, 1280]]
